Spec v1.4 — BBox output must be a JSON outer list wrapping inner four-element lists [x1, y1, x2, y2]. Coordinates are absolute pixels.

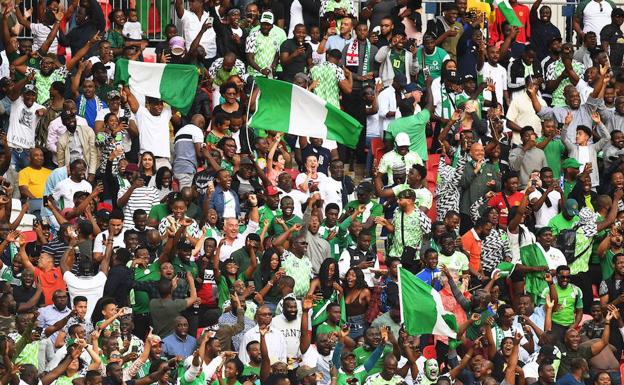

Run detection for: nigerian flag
[[484, 0, 523, 27], [114, 59, 199, 114], [248, 77, 363, 149], [398, 266, 458, 338], [520, 244, 549, 303]]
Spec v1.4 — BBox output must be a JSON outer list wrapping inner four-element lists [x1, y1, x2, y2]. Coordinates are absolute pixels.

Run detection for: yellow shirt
[[466, 0, 494, 25], [18, 167, 51, 198]]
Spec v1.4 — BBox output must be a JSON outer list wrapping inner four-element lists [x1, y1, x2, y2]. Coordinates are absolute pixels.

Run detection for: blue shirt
[[555, 373, 584, 385], [162, 333, 197, 358], [416, 267, 442, 291]]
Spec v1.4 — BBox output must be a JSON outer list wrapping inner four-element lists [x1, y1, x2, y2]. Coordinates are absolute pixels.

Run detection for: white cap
[[395, 132, 411, 147]]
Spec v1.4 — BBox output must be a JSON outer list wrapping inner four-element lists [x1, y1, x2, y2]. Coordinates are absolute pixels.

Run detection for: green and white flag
[[249, 77, 363, 149], [114, 59, 199, 114], [484, 0, 523, 27], [398, 266, 458, 338]]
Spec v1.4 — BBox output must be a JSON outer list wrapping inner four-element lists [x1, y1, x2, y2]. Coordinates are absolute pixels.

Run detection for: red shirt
[[489, 3, 531, 44], [35, 267, 67, 305], [488, 191, 524, 227]]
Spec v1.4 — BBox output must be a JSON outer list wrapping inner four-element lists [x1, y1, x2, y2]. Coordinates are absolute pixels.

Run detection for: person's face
[[565, 328, 581, 350], [292, 238, 308, 256], [615, 256, 624, 275], [516, 296, 533, 316], [294, 25, 307, 42], [444, 9, 458, 23], [19, 40, 32, 56], [40, 58, 55, 75], [113, 10, 126, 26], [160, 262, 175, 279], [260, 22, 272, 35], [470, 144, 485, 161], [539, 5, 551, 21], [501, 338, 514, 356], [255, 307, 273, 327], [558, 269, 571, 288], [223, 87, 238, 104], [330, 161, 344, 179], [505, 177, 519, 192], [217, 171, 232, 190], [382, 359, 398, 377], [30, 148, 44, 168], [75, 300, 88, 318], [391, 34, 404, 50], [248, 342, 262, 363], [22, 90, 36, 107], [175, 318, 189, 337], [52, 291, 68, 309], [424, 252, 438, 269], [172, 201, 187, 220], [355, 24, 368, 40], [310, 26, 320, 41], [365, 328, 382, 347], [356, 189, 370, 204], [456, 0, 467, 13], [306, 156, 318, 172], [325, 208, 339, 227], [21, 269, 35, 287], [342, 355, 356, 372], [576, 128, 589, 145], [280, 198, 294, 217], [189, 0, 202, 11], [222, 140, 236, 158], [109, 218, 123, 236], [340, 18, 352, 35], [596, 373, 611, 385], [487, 46, 500, 63], [537, 230, 554, 248], [124, 234, 139, 251], [227, 10, 240, 26], [134, 213, 147, 231], [224, 218, 238, 238], [83, 80, 95, 98], [380, 19, 393, 36], [102, 303, 118, 319], [586, 33, 597, 48], [148, 100, 164, 116], [539, 365, 556, 384], [316, 334, 333, 355], [396, 145, 409, 156], [541, 171, 554, 188]]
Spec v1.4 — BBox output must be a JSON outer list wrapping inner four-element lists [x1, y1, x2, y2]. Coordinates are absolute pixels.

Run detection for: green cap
[[561, 158, 581, 169]]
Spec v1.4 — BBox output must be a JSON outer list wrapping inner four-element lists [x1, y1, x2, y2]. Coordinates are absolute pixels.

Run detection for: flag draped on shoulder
[[519, 244, 549, 303], [398, 266, 458, 339], [484, 0, 523, 27], [248, 77, 363, 149], [114, 59, 200, 114]]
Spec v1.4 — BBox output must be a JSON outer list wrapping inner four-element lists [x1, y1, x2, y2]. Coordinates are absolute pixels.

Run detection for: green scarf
[[519, 244, 549, 303], [78, 94, 104, 117]]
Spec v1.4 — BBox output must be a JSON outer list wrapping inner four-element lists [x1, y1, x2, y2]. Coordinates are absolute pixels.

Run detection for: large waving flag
[[114, 59, 199, 114], [248, 77, 363, 149], [398, 266, 458, 338], [485, 0, 523, 27]]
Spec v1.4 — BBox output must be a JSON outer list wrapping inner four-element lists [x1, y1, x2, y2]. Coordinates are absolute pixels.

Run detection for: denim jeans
[[11, 148, 30, 172], [365, 136, 379, 177]]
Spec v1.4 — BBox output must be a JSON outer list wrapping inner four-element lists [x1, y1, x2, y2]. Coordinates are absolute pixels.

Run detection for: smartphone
[[531, 180, 537, 187], [42, 196, 49, 208], [207, 16, 214, 24], [131, 345, 139, 353], [423, 67, 430, 77]]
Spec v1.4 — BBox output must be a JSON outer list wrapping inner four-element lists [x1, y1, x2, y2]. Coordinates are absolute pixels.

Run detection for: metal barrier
[[14, 0, 624, 43]]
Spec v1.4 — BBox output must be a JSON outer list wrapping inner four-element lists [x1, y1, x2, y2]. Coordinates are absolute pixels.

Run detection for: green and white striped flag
[[114, 59, 200, 114], [398, 266, 458, 338], [248, 77, 363, 149], [484, 0, 523, 27]]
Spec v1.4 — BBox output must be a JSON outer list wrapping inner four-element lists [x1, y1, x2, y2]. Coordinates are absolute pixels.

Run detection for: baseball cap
[[240, 157, 254, 166], [539, 345, 557, 360], [169, 36, 186, 56], [260, 11, 274, 24], [404, 83, 423, 93], [60, 109, 75, 119], [296, 366, 317, 381], [391, 163, 407, 175], [92, 61, 107, 74], [107, 89, 121, 100], [462, 74, 476, 83], [442, 68, 460, 83], [395, 132, 411, 147], [561, 158, 581, 169], [565, 198, 579, 216], [23, 84, 37, 95], [356, 181, 374, 195], [266, 186, 281, 196], [371, 26, 381, 35]]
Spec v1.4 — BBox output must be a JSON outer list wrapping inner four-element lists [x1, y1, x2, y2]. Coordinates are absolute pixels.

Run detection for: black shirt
[[279, 39, 312, 83], [601, 23, 624, 69], [11, 285, 44, 309]]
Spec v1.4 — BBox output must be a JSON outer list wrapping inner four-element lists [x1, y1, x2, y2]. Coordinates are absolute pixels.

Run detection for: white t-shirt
[[378, 86, 397, 132], [295, 172, 328, 190], [52, 179, 92, 209], [581, 0, 612, 43], [365, 108, 382, 138], [529, 189, 562, 228], [31, 23, 58, 53], [93, 229, 127, 254], [319, 177, 347, 213], [480, 62, 508, 110], [301, 345, 332, 385], [537, 243, 567, 271], [270, 314, 302, 360], [136, 105, 172, 158], [576, 79, 593, 104], [63, 271, 107, 320], [180, 10, 217, 59], [122, 21, 143, 40], [222, 190, 237, 218], [288, 0, 304, 38], [8, 96, 43, 149]]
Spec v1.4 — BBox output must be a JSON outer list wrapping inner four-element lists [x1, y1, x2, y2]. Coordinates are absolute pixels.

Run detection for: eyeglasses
[[558, 275, 571, 280]]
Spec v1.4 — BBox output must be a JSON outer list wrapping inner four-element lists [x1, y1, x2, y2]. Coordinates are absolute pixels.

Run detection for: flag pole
[[397, 264, 404, 326], [245, 77, 257, 154]]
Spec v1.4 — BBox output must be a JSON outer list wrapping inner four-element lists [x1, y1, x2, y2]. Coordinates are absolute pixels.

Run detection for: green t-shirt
[[601, 249, 617, 281], [541, 284, 583, 326], [536, 137, 566, 180], [563, 180, 576, 199], [148, 203, 169, 222], [206, 131, 232, 145], [343, 200, 383, 243], [416, 47, 449, 85], [385, 110, 431, 161], [242, 365, 260, 376], [353, 344, 393, 375], [547, 213, 579, 237], [269, 215, 303, 237], [257, 205, 280, 234], [171, 257, 199, 278], [217, 273, 246, 308], [316, 321, 340, 335], [337, 370, 368, 385], [132, 261, 161, 314], [389, 50, 406, 75]]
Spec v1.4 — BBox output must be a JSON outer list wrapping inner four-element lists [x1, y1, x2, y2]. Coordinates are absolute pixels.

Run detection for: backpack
[[556, 224, 593, 265]]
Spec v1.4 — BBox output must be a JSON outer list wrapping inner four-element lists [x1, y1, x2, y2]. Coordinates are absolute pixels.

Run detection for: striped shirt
[[118, 186, 161, 229], [42, 237, 69, 267]]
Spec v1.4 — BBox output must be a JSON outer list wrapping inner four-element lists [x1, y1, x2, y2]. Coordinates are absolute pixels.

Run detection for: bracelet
[[267, 281, 273, 286]]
